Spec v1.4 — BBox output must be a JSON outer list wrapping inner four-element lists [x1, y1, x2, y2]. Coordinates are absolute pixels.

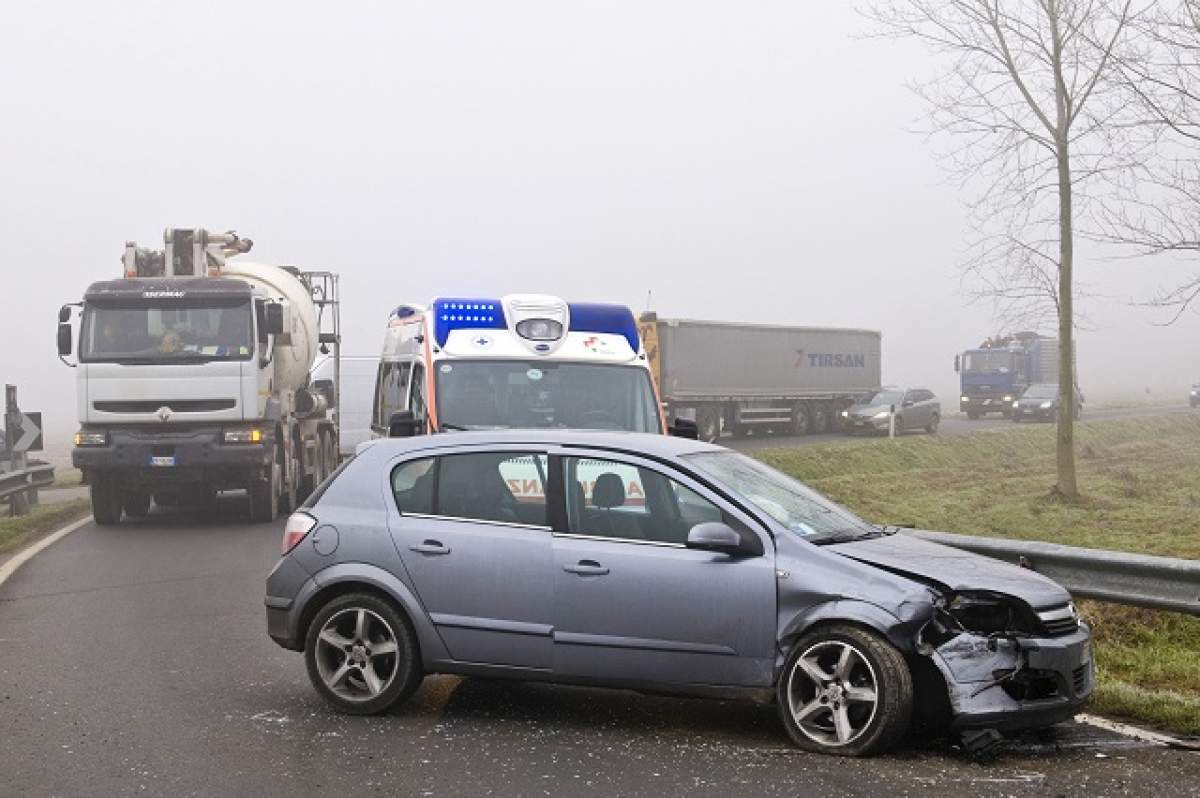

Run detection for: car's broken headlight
[[933, 591, 1040, 638]]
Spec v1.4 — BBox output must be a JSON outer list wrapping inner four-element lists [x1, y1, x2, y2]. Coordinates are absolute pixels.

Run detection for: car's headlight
[[936, 591, 1039, 636], [1003, 395, 1013, 402], [1040, 401, 1053, 409], [960, 395, 970, 403], [872, 410, 890, 419], [840, 410, 849, 418], [1012, 401, 1019, 408], [74, 430, 107, 446], [223, 428, 264, 444]]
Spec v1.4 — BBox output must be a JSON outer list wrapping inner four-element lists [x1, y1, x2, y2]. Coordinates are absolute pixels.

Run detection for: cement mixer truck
[[56, 228, 341, 524]]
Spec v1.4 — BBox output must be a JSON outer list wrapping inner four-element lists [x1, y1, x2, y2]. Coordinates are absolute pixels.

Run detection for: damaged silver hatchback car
[[265, 430, 1092, 756]]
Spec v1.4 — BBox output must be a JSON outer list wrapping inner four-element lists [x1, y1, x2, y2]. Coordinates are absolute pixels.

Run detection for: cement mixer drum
[[219, 261, 319, 394]]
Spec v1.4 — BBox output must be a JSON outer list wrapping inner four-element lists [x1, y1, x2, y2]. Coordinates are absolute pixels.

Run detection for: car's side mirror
[[58, 306, 72, 323], [670, 418, 699, 439], [57, 323, 73, 356], [388, 409, 420, 438], [686, 522, 743, 554], [902, 399, 914, 407], [265, 303, 285, 335]]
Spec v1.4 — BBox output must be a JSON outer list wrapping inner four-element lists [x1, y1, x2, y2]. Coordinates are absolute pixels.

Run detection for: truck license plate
[[149, 456, 176, 467]]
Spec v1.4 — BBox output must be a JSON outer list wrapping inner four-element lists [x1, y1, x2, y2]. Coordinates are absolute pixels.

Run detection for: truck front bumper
[[960, 396, 1013, 413], [72, 426, 273, 490]]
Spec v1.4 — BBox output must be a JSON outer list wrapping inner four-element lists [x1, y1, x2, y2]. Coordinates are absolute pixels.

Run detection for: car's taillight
[[281, 512, 317, 555]]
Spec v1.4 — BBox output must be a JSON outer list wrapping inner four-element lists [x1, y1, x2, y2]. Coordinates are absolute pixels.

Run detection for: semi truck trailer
[[57, 228, 341, 524], [638, 314, 882, 442]]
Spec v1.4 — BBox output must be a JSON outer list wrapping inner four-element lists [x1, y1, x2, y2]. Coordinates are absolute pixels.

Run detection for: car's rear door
[[386, 447, 554, 669], [550, 450, 776, 687]]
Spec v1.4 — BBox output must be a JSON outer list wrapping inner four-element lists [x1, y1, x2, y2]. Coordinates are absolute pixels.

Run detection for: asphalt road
[[725, 403, 1196, 452], [2, 497, 1198, 797]]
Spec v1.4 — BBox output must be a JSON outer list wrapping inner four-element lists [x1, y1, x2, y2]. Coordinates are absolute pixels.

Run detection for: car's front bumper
[[932, 625, 1093, 731], [842, 415, 890, 432], [1013, 405, 1055, 421]]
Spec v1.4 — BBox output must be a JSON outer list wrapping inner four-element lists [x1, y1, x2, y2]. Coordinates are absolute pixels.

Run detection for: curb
[[0, 516, 93, 589]]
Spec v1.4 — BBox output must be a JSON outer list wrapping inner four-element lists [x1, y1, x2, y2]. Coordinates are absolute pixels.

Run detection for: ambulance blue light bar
[[432, 298, 507, 346], [567, 303, 640, 352]]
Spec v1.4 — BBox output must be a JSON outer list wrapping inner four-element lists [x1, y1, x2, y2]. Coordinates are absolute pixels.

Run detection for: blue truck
[[955, 332, 1060, 419]]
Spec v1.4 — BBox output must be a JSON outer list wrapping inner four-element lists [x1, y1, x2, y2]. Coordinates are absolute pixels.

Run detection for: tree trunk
[[1051, 3, 1078, 500]]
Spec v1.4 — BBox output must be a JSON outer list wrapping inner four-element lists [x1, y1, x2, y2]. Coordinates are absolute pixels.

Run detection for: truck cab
[[371, 295, 665, 437], [957, 347, 1027, 418]]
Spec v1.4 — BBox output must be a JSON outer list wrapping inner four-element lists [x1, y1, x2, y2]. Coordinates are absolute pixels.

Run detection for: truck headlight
[[74, 430, 107, 446], [1040, 401, 1053, 409], [840, 410, 849, 418], [960, 396, 969, 403], [872, 410, 890, 420], [223, 428, 263, 444], [1003, 395, 1013, 402], [1012, 401, 1019, 409]]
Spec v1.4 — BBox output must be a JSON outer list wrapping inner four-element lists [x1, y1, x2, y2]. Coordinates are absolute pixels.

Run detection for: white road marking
[[0, 516, 92, 589], [1078, 713, 1196, 750]]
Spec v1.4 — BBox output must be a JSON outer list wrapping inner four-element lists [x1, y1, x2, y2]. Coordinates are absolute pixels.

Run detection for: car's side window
[[391, 452, 549, 526], [391, 457, 436, 514], [437, 452, 549, 527], [563, 456, 724, 546]]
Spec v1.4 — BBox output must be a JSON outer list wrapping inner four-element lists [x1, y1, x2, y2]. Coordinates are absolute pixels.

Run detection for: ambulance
[[370, 294, 667, 439]]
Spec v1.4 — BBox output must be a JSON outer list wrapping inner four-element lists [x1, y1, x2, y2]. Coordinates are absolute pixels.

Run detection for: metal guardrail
[[904, 529, 1200, 616], [0, 460, 55, 513]]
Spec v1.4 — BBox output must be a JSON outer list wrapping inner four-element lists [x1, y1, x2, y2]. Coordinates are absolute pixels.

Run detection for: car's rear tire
[[91, 476, 123, 526], [777, 624, 912, 757], [304, 592, 423, 715], [925, 413, 939, 434]]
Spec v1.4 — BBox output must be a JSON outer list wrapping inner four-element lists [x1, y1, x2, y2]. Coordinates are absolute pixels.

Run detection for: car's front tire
[[777, 624, 912, 756], [304, 592, 422, 715]]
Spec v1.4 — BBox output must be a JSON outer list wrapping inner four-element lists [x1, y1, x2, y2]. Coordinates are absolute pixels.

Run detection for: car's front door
[[551, 453, 776, 687], [387, 449, 554, 669]]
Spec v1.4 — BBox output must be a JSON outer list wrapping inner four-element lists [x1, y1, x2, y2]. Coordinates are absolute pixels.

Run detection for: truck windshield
[[435, 361, 662, 433], [962, 351, 1015, 373], [80, 301, 253, 363], [683, 451, 879, 543]]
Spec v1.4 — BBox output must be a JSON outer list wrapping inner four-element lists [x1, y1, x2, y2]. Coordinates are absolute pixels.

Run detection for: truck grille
[[93, 400, 236, 413], [1037, 604, 1080, 637]]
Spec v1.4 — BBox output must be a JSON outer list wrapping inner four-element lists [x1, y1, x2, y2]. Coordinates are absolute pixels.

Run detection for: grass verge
[[757, 413, 1200, 736], [0, 499, 91, 557]]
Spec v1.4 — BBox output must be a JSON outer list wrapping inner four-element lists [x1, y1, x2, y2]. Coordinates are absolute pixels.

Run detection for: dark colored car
[[1012, 383, 1082, 423], [841, 387, 940, 435], [266, 430, 1091, 757]]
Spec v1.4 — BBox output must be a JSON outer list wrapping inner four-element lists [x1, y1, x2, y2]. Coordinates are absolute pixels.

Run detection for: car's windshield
[[81, 301, 253, 362], [963, 350, 1015, 373], [435, 360, 662, 433], [1022, 384, 1057, 399], [864, 390, 903, 406], [683, 450, 879, 543]]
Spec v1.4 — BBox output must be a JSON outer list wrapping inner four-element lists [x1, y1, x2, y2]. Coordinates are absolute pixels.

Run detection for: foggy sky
[[3, 1, 1197, 450]]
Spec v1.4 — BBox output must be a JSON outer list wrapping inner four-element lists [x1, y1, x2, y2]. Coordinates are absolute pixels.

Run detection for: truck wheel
[[966, 411, 980, 420], [777, 624, 913, 756], [249, 461, 280, 523], [122, 492, 151, 518], [697, 407, 721, 443], [280, 451, 300, 514], [91, 476, 123, 526], [791, 405, 811, 436]]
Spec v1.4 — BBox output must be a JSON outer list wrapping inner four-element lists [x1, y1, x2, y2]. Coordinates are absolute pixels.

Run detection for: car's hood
[[828, 533, 1071, 610], [847, 404, 890, 417], [1018, 397, 1055, 406]]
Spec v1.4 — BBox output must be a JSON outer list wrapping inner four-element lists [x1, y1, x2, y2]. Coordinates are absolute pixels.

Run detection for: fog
[[2, 1, 1197, 454]]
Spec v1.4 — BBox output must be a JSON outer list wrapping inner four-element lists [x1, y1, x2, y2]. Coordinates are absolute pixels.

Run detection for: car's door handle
[[410, 540, 451, 555], [563, 560, 609, 576]]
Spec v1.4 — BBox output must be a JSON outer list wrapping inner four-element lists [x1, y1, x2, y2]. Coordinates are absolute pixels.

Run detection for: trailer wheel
[[696, 407, 721, 443], [809, 403, 830, 435], [91, 476, 123, 526], [791, 404, 811, 436], [122, 492, 151, 518]]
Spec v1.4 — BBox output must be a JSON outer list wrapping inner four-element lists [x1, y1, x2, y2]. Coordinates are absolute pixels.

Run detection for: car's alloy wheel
[[305, 593, 422, 715], [925, 413, 939, 434], [778, 625, 912, 756]]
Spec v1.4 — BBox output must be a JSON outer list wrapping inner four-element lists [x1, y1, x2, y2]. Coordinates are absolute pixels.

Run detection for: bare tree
[[868, 0, 1138, 500], [1096, 0, 1200, 321]]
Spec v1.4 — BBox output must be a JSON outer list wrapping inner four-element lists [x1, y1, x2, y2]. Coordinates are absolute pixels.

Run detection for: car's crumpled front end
[[822, 534, 1093, 732]]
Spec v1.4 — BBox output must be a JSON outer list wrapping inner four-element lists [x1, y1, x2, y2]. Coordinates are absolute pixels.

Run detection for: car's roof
[[357, 429, 724, 459]]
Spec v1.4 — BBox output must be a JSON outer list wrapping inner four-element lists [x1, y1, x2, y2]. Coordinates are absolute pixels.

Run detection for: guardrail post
[[4, 384, 37, 515]]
